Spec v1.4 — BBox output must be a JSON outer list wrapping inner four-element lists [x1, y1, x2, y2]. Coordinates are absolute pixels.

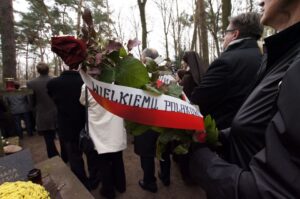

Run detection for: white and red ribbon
[[79, 69, 204, 131]]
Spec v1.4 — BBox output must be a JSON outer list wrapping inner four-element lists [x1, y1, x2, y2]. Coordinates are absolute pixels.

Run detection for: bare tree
[[222, 0, 231, 31], [112, 10, 126, 43], [207, 0, 222, 57], [77, 0, 84, 36], [191, 0, 198, 52], [154, 0, 173, 59], [131, 6, 143, 56], [137, 0, 148, 49], [198, 0, 209, 67], [247, 0, 254, 12]]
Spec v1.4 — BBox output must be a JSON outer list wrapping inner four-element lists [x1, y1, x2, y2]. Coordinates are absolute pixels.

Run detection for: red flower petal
[[51, 36, 87, 69]]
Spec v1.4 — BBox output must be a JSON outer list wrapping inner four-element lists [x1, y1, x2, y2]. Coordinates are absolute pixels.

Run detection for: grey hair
[[142, 48, 159, 59], [229, 12, 264, 40]]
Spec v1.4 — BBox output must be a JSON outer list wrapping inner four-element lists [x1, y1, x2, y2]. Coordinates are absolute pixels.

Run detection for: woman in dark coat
[[179, 51, 206, 99], [190, 1, 300, 199], [175, 51, 206, 184]]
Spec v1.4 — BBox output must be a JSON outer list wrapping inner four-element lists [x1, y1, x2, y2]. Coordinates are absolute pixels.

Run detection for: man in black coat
[[190, 2, 300, 198], [47, 69, 88, 187], [191, 12, 264, 130]]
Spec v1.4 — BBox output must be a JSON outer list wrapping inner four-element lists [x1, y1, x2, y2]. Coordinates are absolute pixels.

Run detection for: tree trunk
[[191, 24, 198, 51], [175, 0, 182, 57], [137, 0, 148, 50], [198, 0, 209, 67], [207, 0, 221, 56], [171, 21, 178, 59], [76, 0, 83, 36], [248, 0, 253, 12], [0, 0, 17, 80], [25, 43, 29, 80], [165, 33, 169, 59], [191, 0, 198, 51], [54, 56, 58, 76], [105, 0, 112, 37], [222, 0, 231, 31], [211, 31, 221, 57]]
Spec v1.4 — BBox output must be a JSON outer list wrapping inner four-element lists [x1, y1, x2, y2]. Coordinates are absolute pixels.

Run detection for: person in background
[[0, 96, 15, 138], [80, 68, 127, 199], [47, 67, 89, 188], [4, 81, 33, 139], [134, 48, 171, 193], [27, 62, 59, 158], [174, 51, 206, 185], [191, 12, 263, 130], [190, 1, 300, 198], [179, 51, 206, 99]]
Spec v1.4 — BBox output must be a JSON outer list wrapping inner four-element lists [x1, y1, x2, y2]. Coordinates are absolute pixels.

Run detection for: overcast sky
[[13, 0, 194, 59]]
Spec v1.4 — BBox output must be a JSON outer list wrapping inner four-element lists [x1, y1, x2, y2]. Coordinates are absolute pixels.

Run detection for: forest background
[[0, 0, 269, 83]]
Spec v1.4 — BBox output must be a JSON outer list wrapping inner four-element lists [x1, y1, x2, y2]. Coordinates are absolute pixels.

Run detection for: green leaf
[[143, 84, 162, 95], [156, 140, 166, 160], [150, 126, 166, 133], [150, 72, 160, 82], [173, 144, 189, 155], [157, 132, 174, 144], [119, 47, 127, 58], [125, 121, 150, 136], [204, 115, 219, 146], [145, 59, 158, 73], [166, 83, 183, 97], [98, 66, 115, 83], [107, 51, 121, 65], [115, 57, 150, 88]]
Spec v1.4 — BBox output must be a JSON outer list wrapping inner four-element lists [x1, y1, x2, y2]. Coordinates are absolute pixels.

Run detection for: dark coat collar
[[264, 21, 300, 68], [225, 38, 258, 52], [61, 70, 80, 76]]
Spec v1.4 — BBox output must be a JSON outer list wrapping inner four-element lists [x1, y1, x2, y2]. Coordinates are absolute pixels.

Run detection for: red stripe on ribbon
[[89, 89, 204, 131]]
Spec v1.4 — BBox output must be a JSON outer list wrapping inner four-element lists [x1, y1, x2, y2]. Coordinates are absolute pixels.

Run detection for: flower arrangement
[[0, 181, 50, 199], [51, 8, 219, 158]]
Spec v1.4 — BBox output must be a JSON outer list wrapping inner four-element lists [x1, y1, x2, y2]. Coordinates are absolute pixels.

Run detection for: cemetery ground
[[23, 133, 206, 199]]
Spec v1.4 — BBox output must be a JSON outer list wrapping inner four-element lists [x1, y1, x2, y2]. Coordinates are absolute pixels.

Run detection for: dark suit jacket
[[27, 75, 57, 131], [191, 39, 262, 129], [47, 71, 85, 141]]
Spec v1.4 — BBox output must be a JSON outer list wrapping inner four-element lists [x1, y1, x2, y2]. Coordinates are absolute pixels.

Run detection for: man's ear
[[233, 30, 240, 40]]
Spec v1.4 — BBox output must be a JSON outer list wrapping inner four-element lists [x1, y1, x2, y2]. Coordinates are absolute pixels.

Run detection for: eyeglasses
[[223, 29, 238, 36]]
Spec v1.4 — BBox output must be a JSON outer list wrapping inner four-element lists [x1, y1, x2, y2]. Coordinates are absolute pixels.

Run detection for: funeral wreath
[[51, 8, 219, 159]]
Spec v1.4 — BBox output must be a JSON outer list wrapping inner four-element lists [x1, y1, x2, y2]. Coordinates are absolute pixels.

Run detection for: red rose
[[51, 36, 87, 69], [156, 80, 164, 88], [193, 131, 207, 143]]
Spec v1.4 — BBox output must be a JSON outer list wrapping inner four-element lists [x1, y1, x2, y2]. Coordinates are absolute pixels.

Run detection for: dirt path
[[22, 135, 206, 199]]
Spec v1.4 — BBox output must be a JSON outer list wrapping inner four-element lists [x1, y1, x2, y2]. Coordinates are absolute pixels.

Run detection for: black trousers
[[140, 151, 171, 184], [238, 171, 261, 199], [64, 140, 89, 187], [98, 151, 126, 194], [58, 136, 68, 163], [40, 130, 59, 158], [86, 149, 101, 184]]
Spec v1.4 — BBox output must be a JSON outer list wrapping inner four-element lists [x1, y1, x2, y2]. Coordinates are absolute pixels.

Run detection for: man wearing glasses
[[191, 12, 263, 131]]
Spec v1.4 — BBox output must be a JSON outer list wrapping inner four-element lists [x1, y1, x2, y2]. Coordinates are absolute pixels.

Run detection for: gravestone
[[0, 149, 34, 184]]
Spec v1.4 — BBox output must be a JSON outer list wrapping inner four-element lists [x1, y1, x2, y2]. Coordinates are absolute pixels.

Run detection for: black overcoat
[[191, 39, 262, 129], [47, 71, 85, 142]]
